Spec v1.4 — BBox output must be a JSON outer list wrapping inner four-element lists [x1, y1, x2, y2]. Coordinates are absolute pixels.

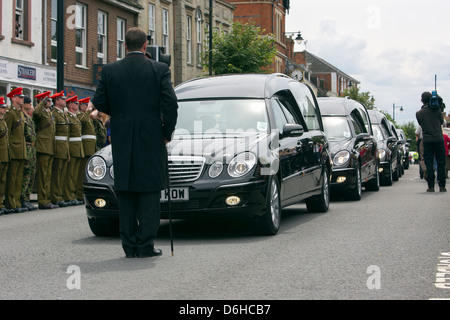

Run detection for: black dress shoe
[[3, 208, 15, 215], [54, 201, 68, 207], [137, 248, 163, 258], [125, 252, 136, 258], [39, 203, 59, 210], [15, 207, 28, 213], [22, 201, 37, 211]]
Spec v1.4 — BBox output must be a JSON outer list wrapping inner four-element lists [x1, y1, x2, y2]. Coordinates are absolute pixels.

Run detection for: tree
[[202, 21, 277, 75], [400, 121, 418, 151], [341, 86, 376, 109]]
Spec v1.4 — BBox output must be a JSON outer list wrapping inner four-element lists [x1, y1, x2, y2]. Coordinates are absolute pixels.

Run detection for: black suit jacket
[[93, 52, 178, 192]]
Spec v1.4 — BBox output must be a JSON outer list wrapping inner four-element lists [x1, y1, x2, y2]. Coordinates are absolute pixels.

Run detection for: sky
[[285, 0, 450, 125]]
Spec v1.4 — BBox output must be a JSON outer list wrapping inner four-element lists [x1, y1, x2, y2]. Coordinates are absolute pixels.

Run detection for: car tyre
[[365, 162, 380, 191], [305, 167, 330, 213], [393, 163, 399, 181], [88, 218, 119, 237], [348, 164, 362, 200], [257, 176, 281, 236]]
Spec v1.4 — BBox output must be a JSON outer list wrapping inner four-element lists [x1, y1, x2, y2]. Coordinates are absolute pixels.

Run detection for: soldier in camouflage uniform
[[93, 110, 107, 151], [0, 97, 11, 215], [4, 87, 27, 213], [20, 96, 37, 211]]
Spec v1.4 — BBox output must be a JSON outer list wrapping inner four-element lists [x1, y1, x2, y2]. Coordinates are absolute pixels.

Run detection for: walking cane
[[166, 147, 174, 256]]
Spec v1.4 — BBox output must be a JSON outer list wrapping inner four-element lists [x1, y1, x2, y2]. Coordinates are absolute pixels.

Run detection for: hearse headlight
[[87, 156, 107, 180], [228, 152, 256, 178], [209, 161, 223, 178], [333, 150, 350, 166]]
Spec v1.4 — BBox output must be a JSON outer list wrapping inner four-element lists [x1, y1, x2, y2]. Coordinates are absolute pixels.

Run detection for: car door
[[271, 97, 310, 201], [350, 111, 374, 182]]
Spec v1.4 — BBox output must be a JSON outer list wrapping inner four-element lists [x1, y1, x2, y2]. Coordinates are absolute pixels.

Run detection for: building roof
[[302, 51, 360, 84]]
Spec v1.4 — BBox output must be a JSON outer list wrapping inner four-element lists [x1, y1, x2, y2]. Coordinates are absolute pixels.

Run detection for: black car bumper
[[84, 178, 269, 221], [330, 167, 357, 189]]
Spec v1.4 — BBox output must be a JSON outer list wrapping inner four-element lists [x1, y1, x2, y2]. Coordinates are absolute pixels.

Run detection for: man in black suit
[[92, 28, 178, 258]]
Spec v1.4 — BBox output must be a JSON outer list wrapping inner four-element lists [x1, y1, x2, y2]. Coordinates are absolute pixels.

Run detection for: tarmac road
[[0, 164, 449, 302]]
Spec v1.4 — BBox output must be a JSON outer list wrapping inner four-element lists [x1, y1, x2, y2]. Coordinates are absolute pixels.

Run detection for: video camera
[[146, 35, 171, 67]]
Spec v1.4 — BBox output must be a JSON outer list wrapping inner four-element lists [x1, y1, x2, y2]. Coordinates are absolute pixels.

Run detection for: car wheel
[[348, 164, 362, 200], [305, 167, 330, 213], [257, 176, 281, 235], [365, 162, 380, 191], [88, 218, 119, 237], [393, 163, 399, 181], [382, 162, 393, 186]]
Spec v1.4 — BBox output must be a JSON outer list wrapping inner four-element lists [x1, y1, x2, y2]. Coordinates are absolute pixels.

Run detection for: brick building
[[293, 51, 359, 97], [44, 0, 142, 99], [226, 0, 290, 73]]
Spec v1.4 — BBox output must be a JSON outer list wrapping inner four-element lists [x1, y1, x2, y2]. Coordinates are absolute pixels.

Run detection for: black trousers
[[423, 140, 446, 188], [116, 191, 161, 255]]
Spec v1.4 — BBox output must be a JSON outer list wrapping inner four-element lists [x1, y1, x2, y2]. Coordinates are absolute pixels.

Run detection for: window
[[162, 9, 169, 54], [289, 82, 320, 130], [97, 11, 107, 64], [117, 18, 125, 60], [196, 11, 202, 66], [0, 0, 4, 40], [186, 15, 192, 64], [75, 3, 87, 66], [51, 0, 57, 60], [15, 0, 24, 39], [148, 4, 155, 44], [13, 0, 31, 43]]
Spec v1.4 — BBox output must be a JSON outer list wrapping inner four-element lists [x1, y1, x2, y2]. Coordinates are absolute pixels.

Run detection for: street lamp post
[[209, 0, 213, 76], [393, 103, 404, 121], [285, 31, 304, 45]]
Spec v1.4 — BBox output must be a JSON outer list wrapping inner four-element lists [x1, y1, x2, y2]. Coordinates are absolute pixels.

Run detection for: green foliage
[[202, 21, 277, 75], [400, 121, 418, 151], [341, 86, 376, 109]]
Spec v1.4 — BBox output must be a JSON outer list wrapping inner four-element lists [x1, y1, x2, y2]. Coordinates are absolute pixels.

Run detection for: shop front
[[0, 57, 57, 104]]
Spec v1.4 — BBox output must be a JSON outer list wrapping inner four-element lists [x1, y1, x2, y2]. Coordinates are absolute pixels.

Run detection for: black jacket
[[93, 52, 178, 192]]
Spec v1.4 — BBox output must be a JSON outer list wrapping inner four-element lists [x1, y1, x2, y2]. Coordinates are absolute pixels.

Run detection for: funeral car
[[84, 74, 332, 236]]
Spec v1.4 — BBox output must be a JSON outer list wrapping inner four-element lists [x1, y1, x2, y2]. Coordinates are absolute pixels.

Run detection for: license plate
[[160, 188, 189, 202]]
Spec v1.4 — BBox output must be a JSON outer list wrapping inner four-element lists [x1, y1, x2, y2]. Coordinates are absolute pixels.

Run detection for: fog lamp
[[336, 176, 346, 183], [95, 198, 107, 208], [378, 168, 384, 173], [226, 196, 241, 206]]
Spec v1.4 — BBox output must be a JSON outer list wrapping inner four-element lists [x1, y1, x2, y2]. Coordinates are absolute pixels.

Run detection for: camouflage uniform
[[93, 117, 107, 151], [0, 116, 9, 213], [20, 112, 37, 207]]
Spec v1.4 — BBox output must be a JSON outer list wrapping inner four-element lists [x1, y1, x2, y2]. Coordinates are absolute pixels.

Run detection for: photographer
[[416, 91, 446, 192]]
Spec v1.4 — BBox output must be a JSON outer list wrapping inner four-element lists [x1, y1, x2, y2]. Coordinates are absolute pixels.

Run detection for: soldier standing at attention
[[20, 96, 37, 211], [0, 97, 11, 215], [63, 95, 84, 206], [50, 91, 70, 208], [75, 97, 96, 203], [33, 91, 58, 210], [93, 110, 107, 151], [4, 87, 27, 213]]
